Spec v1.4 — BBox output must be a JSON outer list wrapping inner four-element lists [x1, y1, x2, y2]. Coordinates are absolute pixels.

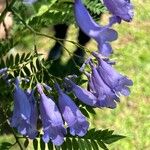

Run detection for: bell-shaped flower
[[74, 0, 118, 56], [103, 0, 134, 22], [10, 78, 37, 139], [89, 62, 119, 109], [65, 78, 97, 106], [84, 72, 97, 96], [55, 84, 89, 137], [37, 84, 66, 146], [25, 89, 38, 139], [93, 52, 133, 96]]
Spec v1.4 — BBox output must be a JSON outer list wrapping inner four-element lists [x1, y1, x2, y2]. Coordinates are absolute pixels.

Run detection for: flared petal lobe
[[56, 84, 89, 137], [10, 78, 37, 139], [103, 0, 134, 22], [65, 78, 97, 106], [74, 0, 118, 56], [37, 84, 66, 146], [93, 54, 133, 96], [26, 89, 38, 139], [89, 62, 118, 109]]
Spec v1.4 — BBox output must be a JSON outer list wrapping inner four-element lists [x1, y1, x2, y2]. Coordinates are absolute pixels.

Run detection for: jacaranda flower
[[93, 52, 133, 96], [74, 0, 118, 56], [103, 0, 134, 22], [25, 89, 38, 139], [55, 84, 89, 137], [65, 78, 97, 106], [37, 84, 66, 146], [10, 77, 37, 139], [89, 61, 119, 109], [0, 67, 8, 75]]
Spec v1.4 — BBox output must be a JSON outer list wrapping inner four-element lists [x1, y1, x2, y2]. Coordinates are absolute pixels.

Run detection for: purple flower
[[37, 84, 66, 146], [65, 78, 97, 106], [0, 67, 8, 75], [74, 0, 118, 56], [103, 0, 134, 22], [93, 52, 133, 96], [25, 89, 38, 139], [10, 78, 37, 139], [89, 62, 119, 109], [56, 84, 89, 137]]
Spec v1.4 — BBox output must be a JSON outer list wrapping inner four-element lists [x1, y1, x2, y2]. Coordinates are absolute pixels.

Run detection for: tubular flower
[[37, 84, 66, 146], [10, 78, 37, 139], [89, 62, 119, 109], [25, 89, 38, 139], [56, 84, 89, 137], [93, 52, 133, 96], [103, 0, 134, 22], [65, 78, 97, 106], [74, 0, 118, 56]]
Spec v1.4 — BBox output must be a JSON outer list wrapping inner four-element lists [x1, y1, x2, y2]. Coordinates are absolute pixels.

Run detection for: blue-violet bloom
[[0, 67, 8, 75], [10, 77, 37, 139], [56, 84, 89, 137], [65, 78, 97, 106], [74, 0, 118, 56], [103, 0, 134, 22], [93, 52, 133, 96], [89, 62, 119, 109], [37, 84, 66, 146]]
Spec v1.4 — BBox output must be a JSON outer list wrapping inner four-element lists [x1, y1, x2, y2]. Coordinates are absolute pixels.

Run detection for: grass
[[91, 0, 150, 149], [0, 0, 150, 149]]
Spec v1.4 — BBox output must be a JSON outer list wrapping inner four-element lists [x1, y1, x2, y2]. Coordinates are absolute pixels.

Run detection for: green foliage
[[0, 0, 129, 149], [30, 129, 125, 150]]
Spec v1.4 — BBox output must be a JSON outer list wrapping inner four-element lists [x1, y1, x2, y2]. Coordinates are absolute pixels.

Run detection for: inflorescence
[[0, 0, 134, 146]]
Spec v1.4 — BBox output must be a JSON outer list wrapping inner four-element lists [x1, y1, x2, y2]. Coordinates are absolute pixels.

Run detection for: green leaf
[[33, 139, 38, 150], [97, 141, 108, 150], [103, 135, 126, 144], [91, 139, 99, 150], [72, 138, 79, 150], [23, 66, 31, 76], [78, 138, 85, 150], [15, 53, 20, 65], [0, 142, 12, 150], [47, 142, 53, 150], [66, 138, 73, 150], [24, 138, 29, 148], [40, 138, 46, 150]]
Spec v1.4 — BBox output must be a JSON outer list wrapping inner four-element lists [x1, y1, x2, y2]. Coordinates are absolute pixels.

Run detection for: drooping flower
[[89, 61, 119, 109], [25, 89, 38, 139], [93, 52, 133, 96], [74, 0, 118, 56], [37, 84, 66, 146], [10, 77, 37, 139], [65, 78, 97, 106], [103, 0, 134, 22], [55, 83, 89, 137]]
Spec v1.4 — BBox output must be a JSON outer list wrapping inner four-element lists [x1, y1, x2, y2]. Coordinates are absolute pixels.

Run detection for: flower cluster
[[73, 0, 133, 108], [9, 79, 89, 146], [0, 0, 134, 146]]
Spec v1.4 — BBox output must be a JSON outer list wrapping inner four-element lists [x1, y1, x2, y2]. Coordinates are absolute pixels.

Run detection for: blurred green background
[[92, 0, 150, 149], [0, 0, 150, 149]]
